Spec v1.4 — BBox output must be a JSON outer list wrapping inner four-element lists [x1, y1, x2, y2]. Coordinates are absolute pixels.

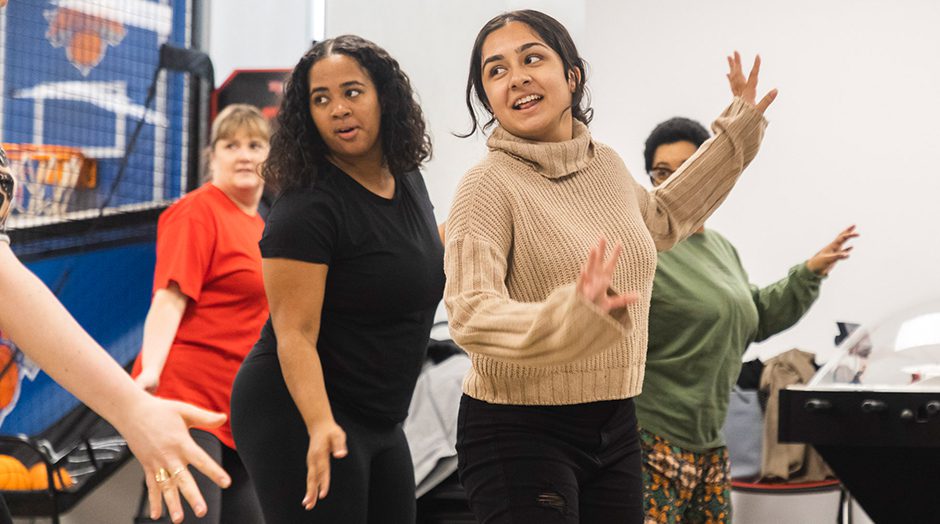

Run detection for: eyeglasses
[[648, 167, 674, 184]]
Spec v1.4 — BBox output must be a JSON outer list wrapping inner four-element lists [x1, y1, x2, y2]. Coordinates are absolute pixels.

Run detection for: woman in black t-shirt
[[230, 35, 445, 524]]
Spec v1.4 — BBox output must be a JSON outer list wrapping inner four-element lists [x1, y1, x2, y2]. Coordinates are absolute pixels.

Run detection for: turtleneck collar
[[486, 120, 595, 179]]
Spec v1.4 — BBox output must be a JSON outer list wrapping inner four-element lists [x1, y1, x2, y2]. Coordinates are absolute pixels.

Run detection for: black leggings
[[137, 429, 263, 524], [457, 395, 644, 524], [231, 351, 415, 524]]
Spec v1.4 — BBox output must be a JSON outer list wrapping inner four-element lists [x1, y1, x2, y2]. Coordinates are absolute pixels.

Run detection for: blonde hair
[[210, 104, 271, 147], [203, 104, 271, 181]]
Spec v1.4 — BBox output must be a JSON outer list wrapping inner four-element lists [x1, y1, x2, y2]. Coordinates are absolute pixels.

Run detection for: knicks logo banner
[[44, 6, 127, 76]]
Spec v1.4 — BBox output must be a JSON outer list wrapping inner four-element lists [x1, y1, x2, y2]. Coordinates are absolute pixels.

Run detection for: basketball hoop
[[0, 144, 97, 219]]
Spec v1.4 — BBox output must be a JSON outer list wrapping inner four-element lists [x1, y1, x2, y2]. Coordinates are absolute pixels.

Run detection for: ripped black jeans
[[457, 395, 643, 524]]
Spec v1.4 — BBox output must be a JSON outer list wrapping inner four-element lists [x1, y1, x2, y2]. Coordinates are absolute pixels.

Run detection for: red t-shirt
[[132, 184, 267, 449]]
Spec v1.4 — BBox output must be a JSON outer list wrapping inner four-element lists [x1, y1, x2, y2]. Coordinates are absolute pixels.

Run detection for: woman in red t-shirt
[[133, 104, 270, 523]]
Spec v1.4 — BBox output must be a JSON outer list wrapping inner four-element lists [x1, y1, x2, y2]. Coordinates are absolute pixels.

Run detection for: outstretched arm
[[638, 52, 776, 251], [0, 243, 230, 523], [752, 226, 858, 341]]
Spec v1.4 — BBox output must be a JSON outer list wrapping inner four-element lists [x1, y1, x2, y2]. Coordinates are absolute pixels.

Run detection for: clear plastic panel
[[810, 300, 940, 391]]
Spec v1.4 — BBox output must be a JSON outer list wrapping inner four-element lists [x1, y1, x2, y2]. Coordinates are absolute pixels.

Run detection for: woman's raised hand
[[806, 225, 859, 276], [726, 51, 778, 114], [576, 238, 638, 314]]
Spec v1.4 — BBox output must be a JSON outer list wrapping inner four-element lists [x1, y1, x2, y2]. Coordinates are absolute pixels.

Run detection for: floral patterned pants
[[639, 429, 731, 524]]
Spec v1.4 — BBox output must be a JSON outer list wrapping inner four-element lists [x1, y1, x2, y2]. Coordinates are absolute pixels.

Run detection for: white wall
[[204, 0, 312, 86], [325, 0, 588, 226], [580, 0, 940, 361], [208, 0, 940, 362]]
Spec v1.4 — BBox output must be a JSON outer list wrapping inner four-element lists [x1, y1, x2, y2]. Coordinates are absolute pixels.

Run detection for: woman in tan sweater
[[444, 10, 776, 524]]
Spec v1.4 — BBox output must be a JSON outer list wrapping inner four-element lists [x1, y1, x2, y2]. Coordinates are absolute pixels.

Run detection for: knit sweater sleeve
[[636, 97, 768, 251], [444, 164, 631, 367]]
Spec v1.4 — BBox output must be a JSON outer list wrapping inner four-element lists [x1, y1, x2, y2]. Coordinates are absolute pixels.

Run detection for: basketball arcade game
[[0, 1, 206, 519]]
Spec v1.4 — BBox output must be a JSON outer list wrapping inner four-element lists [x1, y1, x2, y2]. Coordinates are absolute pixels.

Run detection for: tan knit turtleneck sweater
[[444, 97, 767, 405]]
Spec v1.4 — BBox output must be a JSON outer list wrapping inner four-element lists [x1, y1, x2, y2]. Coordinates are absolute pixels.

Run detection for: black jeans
[[138, 429, 263, 524], [231, 351, 416, 524], [457, 395, 643, 524]]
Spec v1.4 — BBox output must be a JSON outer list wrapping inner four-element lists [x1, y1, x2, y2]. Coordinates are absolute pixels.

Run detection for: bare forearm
[[0, 246, 145, 425], [262, 259, 334, 430], [277, 332, 335, 429], [138, 288, 187, 375]]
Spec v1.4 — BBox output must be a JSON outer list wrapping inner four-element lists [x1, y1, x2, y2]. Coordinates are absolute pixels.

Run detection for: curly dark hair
[[264, 35, 431, 191], [460, 9, 592, 137], [643, 117, 710, 173]]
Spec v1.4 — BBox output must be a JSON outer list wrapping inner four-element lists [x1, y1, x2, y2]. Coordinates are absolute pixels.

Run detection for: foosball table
[[779, 302, 940, 523]]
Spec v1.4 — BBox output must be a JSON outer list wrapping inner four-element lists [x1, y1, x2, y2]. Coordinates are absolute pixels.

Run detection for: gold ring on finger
[[154, 468, 171, 484], [170, 466, 186, 478]]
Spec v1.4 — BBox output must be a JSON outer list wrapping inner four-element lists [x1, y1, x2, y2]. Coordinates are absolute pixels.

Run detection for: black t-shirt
[[256, 164, 445, 425]]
